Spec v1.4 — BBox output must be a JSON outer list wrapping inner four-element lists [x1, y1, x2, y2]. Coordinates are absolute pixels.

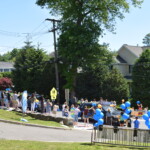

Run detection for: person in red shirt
[[83, 106, 89, 127], [137, 103, 143, 110]]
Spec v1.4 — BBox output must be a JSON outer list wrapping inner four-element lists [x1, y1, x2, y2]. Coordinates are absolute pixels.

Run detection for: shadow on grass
[[14, 112, 23, 116], [80, 143, 149, 149]]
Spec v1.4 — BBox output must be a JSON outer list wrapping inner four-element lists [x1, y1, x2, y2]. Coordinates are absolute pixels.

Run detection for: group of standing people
[[0, 91, 21, 109], [62, 102, 81, 126], [62, 101, 96, 126]]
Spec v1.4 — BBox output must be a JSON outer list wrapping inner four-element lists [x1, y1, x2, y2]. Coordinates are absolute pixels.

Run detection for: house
[[112, 44, 150, 91], [0, 61, 14, 72]]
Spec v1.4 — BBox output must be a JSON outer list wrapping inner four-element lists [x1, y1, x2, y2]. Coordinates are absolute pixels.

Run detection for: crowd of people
[[0, 91, 147, 128]]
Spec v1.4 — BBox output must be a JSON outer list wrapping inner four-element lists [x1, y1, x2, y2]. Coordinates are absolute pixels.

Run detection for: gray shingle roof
[[0, 62, 14, 69], [124, 44, 143, 57]]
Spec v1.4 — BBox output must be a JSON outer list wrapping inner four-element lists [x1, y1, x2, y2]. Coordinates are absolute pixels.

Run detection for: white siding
[[118, 47, 137, 64]]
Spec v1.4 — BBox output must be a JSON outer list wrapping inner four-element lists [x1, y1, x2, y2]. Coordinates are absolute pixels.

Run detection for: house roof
[[123, 44, 143, 57], [115, 55, 127, 63], [0, 62, 14, 69]]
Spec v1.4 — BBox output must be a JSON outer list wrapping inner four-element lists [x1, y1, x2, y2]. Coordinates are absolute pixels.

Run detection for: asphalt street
[[0, 122, 91, 142]]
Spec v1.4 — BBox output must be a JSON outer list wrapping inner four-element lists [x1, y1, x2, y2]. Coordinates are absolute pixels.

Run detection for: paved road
[[0, 122, 91, 142]]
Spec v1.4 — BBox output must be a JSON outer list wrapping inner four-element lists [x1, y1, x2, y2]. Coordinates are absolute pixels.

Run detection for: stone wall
[[25, 112, 74, 127]]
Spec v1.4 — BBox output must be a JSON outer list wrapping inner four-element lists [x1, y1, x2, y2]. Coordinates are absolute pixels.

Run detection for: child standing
[[83, 106, 89, 127], [64, 105, 69, 117]]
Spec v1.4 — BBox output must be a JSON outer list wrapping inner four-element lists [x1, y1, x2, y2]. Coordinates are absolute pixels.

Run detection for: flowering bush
[[0, 77, 12, 90]]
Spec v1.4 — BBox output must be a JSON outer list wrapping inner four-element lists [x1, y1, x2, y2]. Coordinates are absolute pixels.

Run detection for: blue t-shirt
[[134, 120, 140, 128]]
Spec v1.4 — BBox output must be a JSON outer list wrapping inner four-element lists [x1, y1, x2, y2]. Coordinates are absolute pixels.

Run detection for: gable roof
[[116, 55, 127, 63], [123, 44, 143, 57], [0, 62, 14, 69]]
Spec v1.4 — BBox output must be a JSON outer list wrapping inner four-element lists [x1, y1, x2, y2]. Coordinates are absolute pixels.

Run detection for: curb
[[0, 119, 72, 130]]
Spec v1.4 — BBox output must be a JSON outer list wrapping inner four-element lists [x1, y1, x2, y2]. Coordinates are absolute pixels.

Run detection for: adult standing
[[106, 109, 112, 125], [46, 100, 52, 115], [22, 91, 27, 115], [70, 104, 75, 119], [133, 117, 140, 141], [120, 112, 124, 127], [39, 95, 45, 114], [1, 91, 4, 107], [73, 105, 80, 126], [62, 102, 67, 116], [12, 91, 19, 109], [30, 93, 36, 113], [4, 92, 9, 108], [137, 103, 143, 110], [127, 118, 132, 127], [71, 96, 77, 106], [134, 117, 140, 129], [7, 91, 11, 108]]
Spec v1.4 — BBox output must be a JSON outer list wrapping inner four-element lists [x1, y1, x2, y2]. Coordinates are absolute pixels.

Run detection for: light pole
[[46, 18, 61, 104]]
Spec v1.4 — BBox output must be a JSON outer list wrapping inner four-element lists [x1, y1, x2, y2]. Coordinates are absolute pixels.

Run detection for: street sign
[[50, 87, 57, 100], [65, 89, 69, 105]]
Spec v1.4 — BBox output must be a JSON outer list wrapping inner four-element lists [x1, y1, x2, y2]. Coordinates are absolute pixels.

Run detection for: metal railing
[[91, 126, 150, 147]]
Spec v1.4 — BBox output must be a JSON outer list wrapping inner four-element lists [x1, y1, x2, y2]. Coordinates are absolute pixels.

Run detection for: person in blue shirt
[[133, 117, 140, 140], [134, 117, 140, 129]]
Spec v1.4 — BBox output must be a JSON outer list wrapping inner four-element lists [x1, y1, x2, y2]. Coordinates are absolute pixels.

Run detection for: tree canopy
[[36, 0, 143, 32], [143, 33, 150, 46], [36, 0, 143, 97], [102, 68, 129, 102], [12, 44, 49, 93], [76, 66, 129, 102], [0, 48, 20, 62], [132, 49, 150, 107]]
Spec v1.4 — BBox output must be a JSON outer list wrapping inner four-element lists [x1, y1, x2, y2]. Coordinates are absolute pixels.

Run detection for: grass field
[[0, 140, 149, 150], [0, 109, 62, 127]]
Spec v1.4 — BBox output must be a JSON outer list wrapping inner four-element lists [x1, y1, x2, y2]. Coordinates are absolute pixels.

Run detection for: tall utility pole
[[46, 18, 61, 104]]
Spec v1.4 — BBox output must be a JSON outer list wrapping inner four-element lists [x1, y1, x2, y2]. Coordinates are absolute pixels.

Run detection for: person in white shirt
[[73, 105, 80, 126], [52, 104, 59, 117]]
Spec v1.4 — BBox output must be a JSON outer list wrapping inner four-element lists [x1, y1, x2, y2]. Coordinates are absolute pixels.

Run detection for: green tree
[[36, 0, 143, 96], [143, 33, 150, 46], [132, 49, 150, 107], [0, 72, 12, 78], [0, 52, 11, 62], [12, 44, 49, 93], [103, 68, 129, 103], [0, 48, 20, 62], [76, 67, 129, 102], [75, 65, 109, 100]]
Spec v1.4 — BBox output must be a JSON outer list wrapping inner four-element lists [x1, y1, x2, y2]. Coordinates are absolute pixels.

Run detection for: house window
[[0, 69, 3, 72], [4, 69, 10, 72], [110, 65, 113, 70], [129, 65, 133, 74]]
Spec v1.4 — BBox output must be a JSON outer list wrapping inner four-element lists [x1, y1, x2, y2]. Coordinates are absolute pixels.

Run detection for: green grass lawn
[[0, 109, 62, 127], [0, 140, 149, 150]]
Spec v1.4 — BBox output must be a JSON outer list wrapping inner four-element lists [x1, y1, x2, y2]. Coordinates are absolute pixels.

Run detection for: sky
[[0, 0, 150, 54]]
